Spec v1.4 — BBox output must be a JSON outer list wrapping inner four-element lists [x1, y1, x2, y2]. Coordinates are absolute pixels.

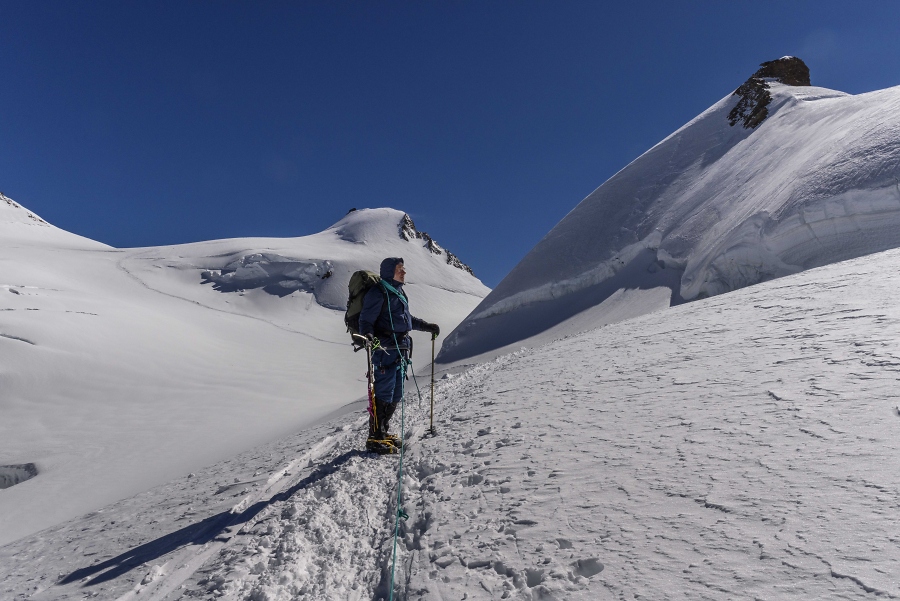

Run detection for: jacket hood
[[379, 257, 404, 281]]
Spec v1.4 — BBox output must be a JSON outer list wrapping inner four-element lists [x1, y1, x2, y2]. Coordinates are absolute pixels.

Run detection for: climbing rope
[[388, 361, 407, 601], [382, 281, 410, 601]]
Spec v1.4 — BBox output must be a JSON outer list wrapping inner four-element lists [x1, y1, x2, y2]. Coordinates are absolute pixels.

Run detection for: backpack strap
[[369, 283, 393, 340]]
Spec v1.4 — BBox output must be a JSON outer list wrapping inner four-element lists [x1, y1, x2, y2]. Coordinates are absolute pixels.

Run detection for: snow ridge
[[399, 213, 475, 276], [0, 192, 48, 226], [727, 56, 811, 128], [442, 61, 900, 362]]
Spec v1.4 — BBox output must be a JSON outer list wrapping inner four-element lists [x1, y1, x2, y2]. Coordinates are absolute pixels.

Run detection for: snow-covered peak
[[398, 213, 474, 275], [329, 207, 407, 244], [328, 207, 475, 275], [0, 192, 50, 226], [440, 58, 900, 363], [728, 56, 811, 129], [176, 206, 486, 311], [0, 193, 109, 249]]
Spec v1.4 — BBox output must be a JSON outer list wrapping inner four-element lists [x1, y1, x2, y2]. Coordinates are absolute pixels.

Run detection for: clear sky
[[2, 1, 899, 287]]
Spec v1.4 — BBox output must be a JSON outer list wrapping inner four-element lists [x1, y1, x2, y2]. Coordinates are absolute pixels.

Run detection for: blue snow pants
[[373, 346, 407, 405]]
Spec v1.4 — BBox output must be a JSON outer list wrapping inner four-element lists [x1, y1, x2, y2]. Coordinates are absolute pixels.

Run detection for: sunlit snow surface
[[441, 83, 900, 362], [0, 201, 488, 545], [4, 246, 900, 600]]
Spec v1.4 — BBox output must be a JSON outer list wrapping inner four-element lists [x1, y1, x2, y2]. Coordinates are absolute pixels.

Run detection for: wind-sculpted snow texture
[[441, 72, 900, 362], [0, 204, 488, 545], [4, 247, 900, 600]]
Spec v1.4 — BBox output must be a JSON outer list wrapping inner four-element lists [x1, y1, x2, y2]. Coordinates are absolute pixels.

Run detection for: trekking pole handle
[[351, 333, 373, 352]]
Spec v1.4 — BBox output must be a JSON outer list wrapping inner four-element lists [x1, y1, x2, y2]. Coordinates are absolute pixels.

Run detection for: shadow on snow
[[60, 450, 363, 587]]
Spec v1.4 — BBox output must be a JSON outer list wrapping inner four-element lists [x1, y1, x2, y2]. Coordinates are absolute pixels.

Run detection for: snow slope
[[4, 243, 900, 600], [440, 71, 900, 363], [0, 200, 488, 546], [0, 192, 107, 249]]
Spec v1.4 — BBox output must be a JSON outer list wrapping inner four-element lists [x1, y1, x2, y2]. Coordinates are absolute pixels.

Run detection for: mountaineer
[[358, 257, 439, 453]]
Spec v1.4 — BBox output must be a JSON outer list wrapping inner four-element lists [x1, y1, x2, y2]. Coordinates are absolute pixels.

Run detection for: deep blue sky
[[2, 1, 899, 286]]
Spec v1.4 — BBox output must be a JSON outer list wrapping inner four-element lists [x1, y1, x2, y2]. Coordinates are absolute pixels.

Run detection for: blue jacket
[[358, 279, 427, 347]]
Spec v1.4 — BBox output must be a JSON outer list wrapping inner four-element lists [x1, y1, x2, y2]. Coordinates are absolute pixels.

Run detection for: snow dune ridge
[[442, 73, 900, 362]]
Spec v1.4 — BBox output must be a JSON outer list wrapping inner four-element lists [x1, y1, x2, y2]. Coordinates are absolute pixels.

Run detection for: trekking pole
[[429, 333, 436, 436], [351, 334, 376, 432], [366, 341, 374, 408]]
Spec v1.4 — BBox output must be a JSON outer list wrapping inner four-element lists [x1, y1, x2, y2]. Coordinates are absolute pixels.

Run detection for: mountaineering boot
[[365, 437, 396, 454], [370, 397, 401, 450], [366, 398, 397, 455], [380, 399, 403, 450]]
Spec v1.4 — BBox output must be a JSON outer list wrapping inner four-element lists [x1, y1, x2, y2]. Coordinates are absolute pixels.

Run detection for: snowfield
[[441, 77, 900, 363], [0, 198, 488, 546], [4, 244, 900, 600]]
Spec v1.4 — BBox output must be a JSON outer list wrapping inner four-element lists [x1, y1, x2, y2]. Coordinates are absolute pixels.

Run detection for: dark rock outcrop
[[0, 464, 38, 489], [753, 56, 811, 86], [399, 213, 475, 275], [728, 57, 811, 129]]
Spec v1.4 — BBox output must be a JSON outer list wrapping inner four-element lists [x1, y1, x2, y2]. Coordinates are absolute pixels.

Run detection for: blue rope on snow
[[382, 281, 410, 601]]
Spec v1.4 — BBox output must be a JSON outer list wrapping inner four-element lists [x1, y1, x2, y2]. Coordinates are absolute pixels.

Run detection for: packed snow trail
[[5, 247, 900, 599], [0, 412, 399, 600]]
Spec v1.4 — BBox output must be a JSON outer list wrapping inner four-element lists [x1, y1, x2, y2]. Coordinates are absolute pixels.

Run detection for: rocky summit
[[728, 56, 811, 129], [399, 213, 474, 275]]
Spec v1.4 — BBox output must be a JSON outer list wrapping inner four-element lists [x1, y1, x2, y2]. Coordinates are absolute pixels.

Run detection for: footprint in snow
[[572, 557, 604, 578]]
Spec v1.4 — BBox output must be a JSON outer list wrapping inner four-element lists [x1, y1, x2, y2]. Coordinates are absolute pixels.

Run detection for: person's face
[[393, 262, 406, 283]]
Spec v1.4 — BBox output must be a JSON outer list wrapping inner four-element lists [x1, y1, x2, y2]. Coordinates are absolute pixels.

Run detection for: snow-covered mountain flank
[[0, 192, 105, 248], [4, 238, 900, 601], [0, 201, 488, 545], [440, 56, 900, 362]]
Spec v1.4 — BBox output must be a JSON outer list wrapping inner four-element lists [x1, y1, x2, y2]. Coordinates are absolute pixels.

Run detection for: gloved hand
[[423, 322, 440, 337], [365, 333, 374, 344]]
